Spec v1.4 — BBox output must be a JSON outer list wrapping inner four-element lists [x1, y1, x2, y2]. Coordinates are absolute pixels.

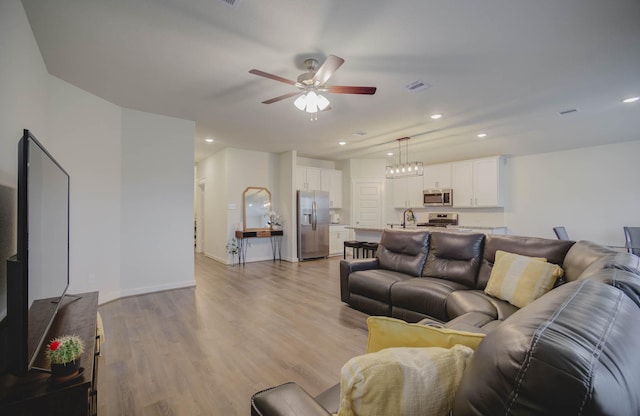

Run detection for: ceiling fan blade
[[326, 86, 377, 95], [261, 91, 301, 104], [249, 69, 297, 86], [312, 55, 345, 86]]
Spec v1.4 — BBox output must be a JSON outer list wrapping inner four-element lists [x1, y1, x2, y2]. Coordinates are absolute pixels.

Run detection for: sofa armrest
[[251, 382, 332, 416], [340, 258, 380, 302]]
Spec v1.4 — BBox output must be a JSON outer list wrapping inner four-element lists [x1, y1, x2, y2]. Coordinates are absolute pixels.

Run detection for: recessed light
[[430, 113, 443, 120], [338, 141, 347, 146], [477, 133, 488, 139], [205, 137, 214, 143], [387, 152, 394, 156], [622, 96, 639, 103]]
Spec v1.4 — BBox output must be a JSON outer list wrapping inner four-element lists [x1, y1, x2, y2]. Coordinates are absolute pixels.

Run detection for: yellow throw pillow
[[484, 250, 564, 308], [338, 345, 474, 416], [366, 316, 485, 353]]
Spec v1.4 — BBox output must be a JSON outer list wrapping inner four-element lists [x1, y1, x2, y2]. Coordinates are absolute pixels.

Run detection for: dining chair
[[623, 226, 640, 256], [553, 226, 570, 240]]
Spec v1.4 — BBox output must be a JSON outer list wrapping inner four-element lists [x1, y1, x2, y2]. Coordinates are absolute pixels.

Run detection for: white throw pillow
[[338, 344, 474, 416]]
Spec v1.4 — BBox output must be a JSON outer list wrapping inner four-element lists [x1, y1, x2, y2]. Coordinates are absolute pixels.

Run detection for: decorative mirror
[[242, 187, 272, 231]]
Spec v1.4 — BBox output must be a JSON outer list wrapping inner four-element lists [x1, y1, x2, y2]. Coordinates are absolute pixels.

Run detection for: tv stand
[[0, 292, 99, 416]]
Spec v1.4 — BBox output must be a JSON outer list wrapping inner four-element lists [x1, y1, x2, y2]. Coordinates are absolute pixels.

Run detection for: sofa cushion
[[453, 277, 640, 416], [578, 250, 640, 281], [561, 240, 617, 281], [443, 312, 504, 334], [339, 345, 473, 416], [477, 235, 573, 289], [445, 289, 519, 321], [422, 232, 485, 287], [484, 250, 564, 308], [391, 277, 469, 321], [366, 316, 485, 353], [377, 230, 430, 277], [349, 269, 411, 303]]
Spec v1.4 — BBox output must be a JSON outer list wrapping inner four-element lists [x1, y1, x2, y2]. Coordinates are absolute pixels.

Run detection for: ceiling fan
[[249, 55, 376, 119]]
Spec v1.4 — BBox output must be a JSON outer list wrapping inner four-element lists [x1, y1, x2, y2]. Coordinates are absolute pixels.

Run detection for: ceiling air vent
[[405, 80, 431, 93], [217, 0, 241, 8], [558, 108, 578, 115]]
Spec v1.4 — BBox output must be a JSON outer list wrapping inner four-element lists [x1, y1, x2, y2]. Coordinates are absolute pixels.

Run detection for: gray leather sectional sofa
[[251, 229, 640, 415]]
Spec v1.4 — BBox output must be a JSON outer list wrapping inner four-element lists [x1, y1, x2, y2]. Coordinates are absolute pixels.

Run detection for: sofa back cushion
[[476, 235, 573, 290], [562, 240, 618, 281], [453, 276, 640, 416], [578, 251, 640, 281], [422, 232, 485, 287], [377, 230, 430, 277]]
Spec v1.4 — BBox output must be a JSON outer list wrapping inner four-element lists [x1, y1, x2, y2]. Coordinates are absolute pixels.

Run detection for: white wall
[[278, 151, 297, 262], [46, 76, 122, 300], [1, 0, 196, 304], [0, 0, 48, 187], [197, 148, 286, 264], [504, 141, 640, 246], [197, 148, 229, 262], [120, 109, 195, 297]]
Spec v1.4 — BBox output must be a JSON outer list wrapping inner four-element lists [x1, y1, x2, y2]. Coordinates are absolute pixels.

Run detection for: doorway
[[195, 181, 205, 253], [352, 181, 383, 228]]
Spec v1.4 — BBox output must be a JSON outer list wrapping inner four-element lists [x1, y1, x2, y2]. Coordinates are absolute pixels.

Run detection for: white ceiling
[[21, 0, 640, 164]]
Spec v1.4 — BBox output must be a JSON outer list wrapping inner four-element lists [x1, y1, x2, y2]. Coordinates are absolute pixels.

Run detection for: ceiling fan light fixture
[[294, 94, 307, 110], [317, 94, 330, 111]]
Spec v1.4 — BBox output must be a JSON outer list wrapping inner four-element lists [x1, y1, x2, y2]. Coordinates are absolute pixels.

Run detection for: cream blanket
[[338, 345, 473, 416]]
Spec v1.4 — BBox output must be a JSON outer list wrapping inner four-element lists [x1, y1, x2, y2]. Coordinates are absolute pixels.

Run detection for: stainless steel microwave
[[423, 189, 453, 206]]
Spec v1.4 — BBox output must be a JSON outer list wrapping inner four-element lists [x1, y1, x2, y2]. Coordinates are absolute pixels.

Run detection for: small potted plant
[[45, 334, 85, 382], [226, 237, 239, 264]]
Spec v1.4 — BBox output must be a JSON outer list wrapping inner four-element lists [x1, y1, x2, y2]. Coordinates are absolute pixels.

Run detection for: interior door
[[353, 181, 382, 228]]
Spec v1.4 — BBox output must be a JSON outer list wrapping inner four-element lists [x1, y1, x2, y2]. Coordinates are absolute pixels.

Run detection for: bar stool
[[362, 242, 379, 258], [344, 241, 364, 259]]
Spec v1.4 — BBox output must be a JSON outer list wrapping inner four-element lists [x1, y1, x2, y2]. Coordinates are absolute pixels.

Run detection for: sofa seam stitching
[[577, 277, 623, 415], [504, 280, 587, 415]]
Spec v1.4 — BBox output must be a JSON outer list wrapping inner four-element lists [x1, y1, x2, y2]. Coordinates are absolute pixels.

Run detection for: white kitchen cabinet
[[297, 166, 342, 207], [296, 166, 322, 190], [329, 225, 349, 256], [392, 175, 424, 208], [423, 163, 452, 189], [320, 169, 332, 193], [452, 156, 504, 208], [329, 169, 342, 208]]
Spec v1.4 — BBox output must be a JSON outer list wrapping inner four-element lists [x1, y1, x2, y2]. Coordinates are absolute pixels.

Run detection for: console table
[[235, 229, 283, 265], [0, 292, 99, 416]]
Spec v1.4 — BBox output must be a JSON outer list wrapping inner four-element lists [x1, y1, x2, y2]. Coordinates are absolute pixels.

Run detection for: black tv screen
[[5, 129, 70, 376]]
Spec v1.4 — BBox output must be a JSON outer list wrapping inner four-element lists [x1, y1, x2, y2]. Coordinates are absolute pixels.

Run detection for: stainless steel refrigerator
[[297, 190, 330, 260]]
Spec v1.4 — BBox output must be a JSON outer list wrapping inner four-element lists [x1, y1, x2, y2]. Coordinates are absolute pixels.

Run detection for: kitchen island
[[347, 225, 507, 243]]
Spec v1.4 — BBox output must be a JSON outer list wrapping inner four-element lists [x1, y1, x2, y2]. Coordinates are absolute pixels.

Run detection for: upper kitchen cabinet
[[423, 163, 452, 189], [329, 169, 342, 208], [297, 166, 342, 208], [392, 175, 424, 208], [452, 156, 504, 208], [297, 166, 322, 190]]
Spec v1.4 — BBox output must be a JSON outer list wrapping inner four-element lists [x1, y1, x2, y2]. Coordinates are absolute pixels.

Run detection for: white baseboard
[[98, 279, 196, 305]]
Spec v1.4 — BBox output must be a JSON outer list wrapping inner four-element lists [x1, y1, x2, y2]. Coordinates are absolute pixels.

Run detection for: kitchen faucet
[[402, 209, 415, 228]]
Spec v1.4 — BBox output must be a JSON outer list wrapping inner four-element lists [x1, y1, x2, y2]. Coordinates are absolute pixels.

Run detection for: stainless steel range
[[417, 213, 458, 228]]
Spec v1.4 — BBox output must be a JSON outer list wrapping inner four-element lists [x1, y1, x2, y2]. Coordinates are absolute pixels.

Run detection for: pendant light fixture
[[385, 137, 423, 179]]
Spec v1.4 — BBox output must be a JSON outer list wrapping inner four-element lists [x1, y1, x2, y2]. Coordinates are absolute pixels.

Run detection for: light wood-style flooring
[[96, 254, 369, 415]]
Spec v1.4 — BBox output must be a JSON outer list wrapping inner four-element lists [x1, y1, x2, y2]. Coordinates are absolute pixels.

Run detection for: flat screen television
[[3, 129, 70, 376]]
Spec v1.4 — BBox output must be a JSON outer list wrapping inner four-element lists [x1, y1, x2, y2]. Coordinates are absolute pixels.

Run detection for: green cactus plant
[[45, 335, 85, 365]]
